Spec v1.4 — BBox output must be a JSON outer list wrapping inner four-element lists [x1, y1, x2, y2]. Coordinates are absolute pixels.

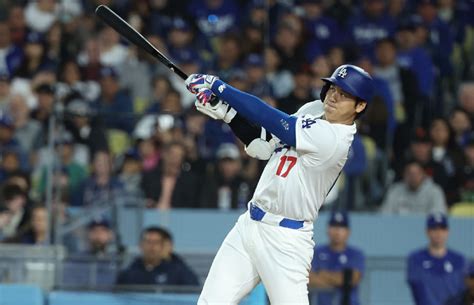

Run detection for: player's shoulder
[[294, 100, 324, 117], [315, 244, 331, 255], [446, 249, 466, 264], [408, 248, 429, 261], [346, 245, 365, 258]]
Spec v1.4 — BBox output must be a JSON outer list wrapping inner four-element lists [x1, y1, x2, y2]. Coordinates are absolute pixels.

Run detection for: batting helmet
[[320, 64, 374, 103]]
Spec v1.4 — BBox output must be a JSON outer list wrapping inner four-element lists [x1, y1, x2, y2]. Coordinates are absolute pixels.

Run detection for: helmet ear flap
[[320, 82, 330, 103]]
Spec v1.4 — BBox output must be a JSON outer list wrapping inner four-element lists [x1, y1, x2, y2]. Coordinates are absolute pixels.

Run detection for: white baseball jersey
[[250, 100, 356, 223]]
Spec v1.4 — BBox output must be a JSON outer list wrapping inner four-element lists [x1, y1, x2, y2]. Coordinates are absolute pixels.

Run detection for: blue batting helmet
[[320, 64, 374, 103]]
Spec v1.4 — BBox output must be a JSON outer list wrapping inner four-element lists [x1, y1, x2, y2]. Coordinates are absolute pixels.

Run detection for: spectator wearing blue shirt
[[116, 226, 199, 286], [0, 22, 23, 76], [347, 0, 397, 58], [299, 0, 341, 54], [407, 213, 466, 305], [93, 66, 134, 134], [309, 211, 365, 305]]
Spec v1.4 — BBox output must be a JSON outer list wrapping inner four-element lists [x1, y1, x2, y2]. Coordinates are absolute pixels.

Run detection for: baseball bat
[[95, 5, 188, 80], [95, 5, 219, 105]]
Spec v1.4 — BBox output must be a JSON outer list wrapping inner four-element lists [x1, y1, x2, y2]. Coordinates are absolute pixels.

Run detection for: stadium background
[[0, 0, 473, 304]]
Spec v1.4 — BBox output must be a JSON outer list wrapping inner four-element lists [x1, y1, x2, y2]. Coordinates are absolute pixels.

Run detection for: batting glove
[[195, 98, 237, 123], [185, 74, 219, 94]]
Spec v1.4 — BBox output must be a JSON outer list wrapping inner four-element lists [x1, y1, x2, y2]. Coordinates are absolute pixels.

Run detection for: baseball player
[[184, 64, 374, 305]]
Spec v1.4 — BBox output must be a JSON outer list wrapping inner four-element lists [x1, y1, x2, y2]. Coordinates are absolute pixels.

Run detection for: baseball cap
[[100, 66, 119, 79], [88, 217, 111, 229], [328, 211, 350, 227], [0, 70, 11, 82], [244, 54, 264, 68], [66, 99, 92, 117], [35, 83, 55, 95], [124, 147, 141, 161], [25, 31, 44, 44], [426, 213, 448, 229], [216, 143, 240, 160], [0, 113, 14, 128], [170, 17, 191, 31]]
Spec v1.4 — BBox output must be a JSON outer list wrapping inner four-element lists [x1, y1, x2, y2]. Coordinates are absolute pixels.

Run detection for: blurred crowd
[[0, 0, 473, 249]]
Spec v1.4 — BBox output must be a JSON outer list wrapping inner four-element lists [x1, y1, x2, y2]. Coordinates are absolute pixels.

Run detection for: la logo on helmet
[[337, 67, 347, 78]]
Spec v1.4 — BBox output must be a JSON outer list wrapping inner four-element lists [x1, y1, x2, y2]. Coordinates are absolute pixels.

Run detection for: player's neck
[[329, 243, 347, 252], [428, 245, 447, 258]]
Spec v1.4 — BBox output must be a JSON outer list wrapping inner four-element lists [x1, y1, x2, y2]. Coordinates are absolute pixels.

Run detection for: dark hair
[[2, 184, 26, 201], [140, 226, 173, 242]]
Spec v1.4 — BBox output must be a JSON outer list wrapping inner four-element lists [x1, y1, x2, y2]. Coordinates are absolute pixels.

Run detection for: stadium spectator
[[74, 150, 126, 207], [309, 54, 331, 100], [30, 82, 55, 132], [117, 148, 144, 201], [449, 108, 472, 148], [0, 184, 32, 240], [278, 66, 315, 114], [24, 0, 59, 34], [458, 82, 474, 124], [187, 0, 240, 39], [8, 94, 43, 153], [145, 75, 172, 114], [93, 66, 134, 134], [272, 14, 305, 73], [77, 37, 104, 81], [15, 32, 54, 79], [0, 205, 11, 241], [243, 53, 270, 97], [116, 226, 199, 286], [0, 112, 28, 173], [0, 21, 23, 76], [64, 98, 109, 156], [56, 60, 101, 102], [0, 71, 11, 112], [96, 26, 129, 68], [209, 34, 242, 81], [83, 218, 115, 257], [381, 160, 447, 214], [7, 5, 27, 46], [9, 204, 49, 245], [347, 0, 396, 57], [199, 143, 251, 209], [450, 139, 474, 213], [309, 211, 365, 305], [396, 16, 435, 100], [407, 213, 466, 305], [265, 47, 294, 99], [141, 141, 200, 208], [159, 88, 183, 115], [445, 260, 474, 305]]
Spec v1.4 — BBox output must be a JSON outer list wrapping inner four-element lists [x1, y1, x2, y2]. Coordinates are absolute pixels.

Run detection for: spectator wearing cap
[[445, 260, 474, 305], [381, 160, 447, 214], [243, 53, 271, 98], [118, 148, 144, 200], [92, 66, 134, 134], [169, 48, 202, 109], [396, 16, 435, 100], [64, 98, 109, 156], [83, 218, 115, 257], [199, 143, 252, 209], [30, 82, 55, 132], [15, 31, 54, 79], [0, 21, 23, 76], [0, 112, 28, 174], [0, 71, 12, 112], [407, 213, 466, 305], [309, 211, 365, 305], [8, 94, 43, 153], [141, 141, 200, 209], [24, 0, 59, 33], [416, 0, 455, 79], [116, 226, 199, 286]]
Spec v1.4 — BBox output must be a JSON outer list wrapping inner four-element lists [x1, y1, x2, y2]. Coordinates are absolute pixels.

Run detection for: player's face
[[328, 226, 350, 246], [426, 227, 449, 248], [324, 85, 366, 124]]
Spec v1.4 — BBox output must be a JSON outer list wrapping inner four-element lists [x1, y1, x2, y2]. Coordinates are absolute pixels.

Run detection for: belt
[[249, 203, 305, 230]]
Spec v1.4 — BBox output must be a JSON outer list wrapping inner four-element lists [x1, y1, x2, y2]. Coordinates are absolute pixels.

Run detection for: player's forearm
[[316, 270, 361, 287], [211, 80, 297, 146], [308, 272, 335, 288]]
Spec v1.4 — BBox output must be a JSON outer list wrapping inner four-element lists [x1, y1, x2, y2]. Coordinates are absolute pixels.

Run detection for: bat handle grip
[[209, 95, 220, 107]]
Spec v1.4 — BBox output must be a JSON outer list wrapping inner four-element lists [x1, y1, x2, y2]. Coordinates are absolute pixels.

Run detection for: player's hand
[[195, 97, 237, 123], [185, 74, 218, 94]]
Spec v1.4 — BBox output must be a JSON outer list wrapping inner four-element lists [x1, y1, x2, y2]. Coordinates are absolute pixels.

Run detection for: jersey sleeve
[[295, 115, 338, 166]]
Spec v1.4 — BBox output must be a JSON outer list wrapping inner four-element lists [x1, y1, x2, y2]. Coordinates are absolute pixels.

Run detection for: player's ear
[[355, 101, 367, 114]]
